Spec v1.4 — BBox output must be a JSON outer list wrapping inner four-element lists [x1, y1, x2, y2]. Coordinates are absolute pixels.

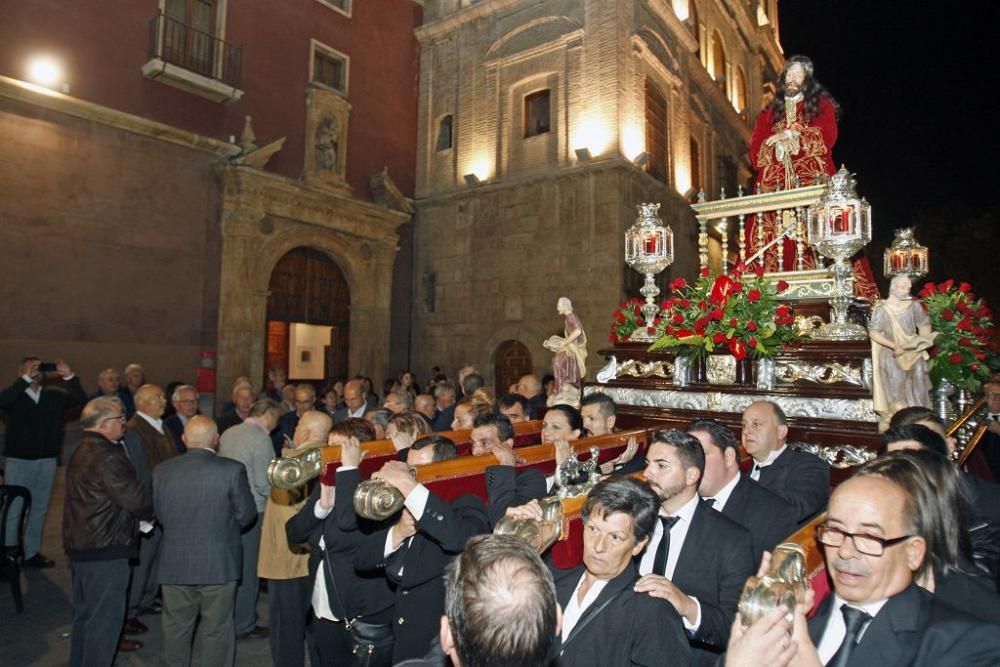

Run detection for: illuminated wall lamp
[[463, 173, 481, 187], [633, 152, 650, 168], [574, 147, 592, 162]]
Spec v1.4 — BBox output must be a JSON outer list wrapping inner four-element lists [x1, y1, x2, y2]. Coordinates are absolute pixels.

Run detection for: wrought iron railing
[[147, 12, 242, 89]]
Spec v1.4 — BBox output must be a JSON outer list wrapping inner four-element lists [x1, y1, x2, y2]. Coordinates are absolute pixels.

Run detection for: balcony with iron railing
[[141, 11, 244, 103]]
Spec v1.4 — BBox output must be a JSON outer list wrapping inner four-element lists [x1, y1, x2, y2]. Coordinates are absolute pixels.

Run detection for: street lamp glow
[[27, 56, 63, 89]]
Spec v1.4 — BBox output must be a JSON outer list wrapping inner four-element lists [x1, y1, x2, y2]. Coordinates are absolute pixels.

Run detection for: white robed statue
[[868, 275, 937, 428], [543, 297, 587, 407]]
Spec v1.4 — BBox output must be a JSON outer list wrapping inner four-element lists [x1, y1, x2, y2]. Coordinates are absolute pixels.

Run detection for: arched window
[[734, 67, 748, 112], [710, 30, 726, 82], [436, 114, 453, 151]]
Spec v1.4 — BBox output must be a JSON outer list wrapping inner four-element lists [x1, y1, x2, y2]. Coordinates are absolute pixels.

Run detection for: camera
[[38, 362, 59, 373]]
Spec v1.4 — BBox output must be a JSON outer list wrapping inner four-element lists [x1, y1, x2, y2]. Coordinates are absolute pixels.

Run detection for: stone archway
[[265, 247, 350, 384], [493, 340, 533, 397]]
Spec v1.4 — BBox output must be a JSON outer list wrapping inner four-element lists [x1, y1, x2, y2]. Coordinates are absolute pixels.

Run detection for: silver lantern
[[883, 227, 928, 280], [806, 166, 871, 340], [625, 203, 674, 342]]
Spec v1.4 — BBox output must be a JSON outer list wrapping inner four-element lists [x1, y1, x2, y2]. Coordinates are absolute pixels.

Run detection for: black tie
[[652, 515, 680, 576], [829, 605, 872, 667]]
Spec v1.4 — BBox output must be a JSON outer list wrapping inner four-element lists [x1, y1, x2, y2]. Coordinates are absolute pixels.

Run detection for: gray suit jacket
[[153, 448, 257, 585]]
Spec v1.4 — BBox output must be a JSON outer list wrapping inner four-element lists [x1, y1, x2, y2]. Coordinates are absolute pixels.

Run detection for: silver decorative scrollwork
[[493, 496, 564, 554], [267, 448, 325, 490], [792, 442, 875, 469], [617, 359, 674, 379], [775, 361, 864, 387], [555, 447, 602, 498]]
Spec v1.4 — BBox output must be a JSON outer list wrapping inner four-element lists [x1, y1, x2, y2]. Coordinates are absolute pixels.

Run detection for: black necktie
[[652, 515, 680, 576], [829, 605, 872, 667]]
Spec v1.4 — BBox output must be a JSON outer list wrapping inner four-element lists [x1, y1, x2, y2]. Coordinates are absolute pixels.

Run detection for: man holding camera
[[1, 356, 87, 567]]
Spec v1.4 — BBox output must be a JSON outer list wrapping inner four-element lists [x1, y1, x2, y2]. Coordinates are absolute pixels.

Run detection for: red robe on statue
[[747, 97, 878, 301]]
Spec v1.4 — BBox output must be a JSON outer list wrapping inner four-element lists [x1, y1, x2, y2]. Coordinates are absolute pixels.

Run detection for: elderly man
[[218, 383, 256, 434], [64, 396, 153, 664], [789, 461, 1000, 665], [1, 356, 87, 568], [384, 389, 414, 415], [155, 416, 256, 667], [688, 419, 798, 569], [431, 380, 457, 431], [92, 367, 136, 417], [636, 430, 754, 654], [741, 401, 830, 525], [545, 477, 691, 665], [414, 393, 436, 426], [274, 384, 317, 454], [260, 410, 332, 667], [515, 374, 548, 420], [122, 384, 179, 632], [333, 378, 370, 422], [219, 398, 283, 640], [356, 435, 490, 663], [164, 384, 198, 453]]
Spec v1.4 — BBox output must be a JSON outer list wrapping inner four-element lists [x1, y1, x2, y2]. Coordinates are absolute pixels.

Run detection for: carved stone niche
[[303, 85, 352, 192]]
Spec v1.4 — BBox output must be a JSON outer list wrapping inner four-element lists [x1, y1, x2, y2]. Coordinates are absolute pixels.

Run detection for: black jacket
[[63, 430, 153, 561], [755, 446, 830, 525], [484, 464, 548, 527], [355, 490, 489, 663], [718, 474, 799, 569], [808, 583, 1000, 666], [286, 467, 395, 622], [552, 562, 692, 666], [0, 376, 86, 459]]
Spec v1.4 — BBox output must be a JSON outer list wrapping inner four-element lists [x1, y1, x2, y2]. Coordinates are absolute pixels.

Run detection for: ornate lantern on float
[[806, 166, 872, 340], [883, 227, 928, 280], [625, 203, 674, 342]]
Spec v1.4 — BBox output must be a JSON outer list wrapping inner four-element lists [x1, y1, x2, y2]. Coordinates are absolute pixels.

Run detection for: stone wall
[[0, 96, 221, 390], [411, 159, 697, 386]]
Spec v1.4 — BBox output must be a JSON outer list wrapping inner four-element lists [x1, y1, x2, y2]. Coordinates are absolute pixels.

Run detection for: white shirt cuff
[[314, 502, 333, 519], [62, 373, 75, 380], [337, 465, 357, 472], [404, 484, 429, 521], [21, 374, 34, 383], [683, 596, 702, 632]]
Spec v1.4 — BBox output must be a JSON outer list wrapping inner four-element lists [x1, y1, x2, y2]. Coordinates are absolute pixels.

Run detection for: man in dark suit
[[472, 413, 548, 527], [542, 477, 691, 666], [802, 468, 1000, 665], [1, 356, 87, 568], [332, 378, 371, 423], [688, 419, 798, 568], [163, 384, 198, 453], [123, 384, 179, 631], [154, 415, 257, 667], [217, 383, 255, 434], [355, 435, 490, 663], [516, 374, 549, 420], [285, 428, 395, 665], [634, 429, 754, 654], [977, 379, 1000, 480], [430, 380, 456, 432], [741, 400, 830, 525], [273, 383, 316, 455]]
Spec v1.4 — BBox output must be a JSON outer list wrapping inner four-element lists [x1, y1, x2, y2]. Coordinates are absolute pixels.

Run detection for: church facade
[[409, 0, 783, 392]]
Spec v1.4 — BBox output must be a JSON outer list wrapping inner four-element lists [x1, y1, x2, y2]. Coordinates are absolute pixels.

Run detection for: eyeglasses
[[816, 524, 915, 557], [101, 415, 127, 425]]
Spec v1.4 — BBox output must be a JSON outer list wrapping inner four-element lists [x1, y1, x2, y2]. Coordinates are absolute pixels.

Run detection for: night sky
[[779, 2, 1000, 246]]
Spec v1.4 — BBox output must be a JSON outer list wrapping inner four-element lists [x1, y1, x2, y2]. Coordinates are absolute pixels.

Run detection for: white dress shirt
[[310, 465, 357, 622], [381, 483, 431, 563], [750, 445, 787, 480], [137, 411, 164, 435], [705, 471, 741, 511], [815, 594, 887, 664], [638, 493, 702, 631], [561, 573, 609, 640], [348, 404, 367, 419]]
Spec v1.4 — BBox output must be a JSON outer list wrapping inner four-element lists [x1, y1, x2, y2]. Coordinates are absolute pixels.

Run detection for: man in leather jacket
[[63, 396, 154, 667]]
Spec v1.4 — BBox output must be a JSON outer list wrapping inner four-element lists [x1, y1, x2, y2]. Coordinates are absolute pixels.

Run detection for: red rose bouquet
[[918, 279, 994, 392], [646, 264, 799, 360]]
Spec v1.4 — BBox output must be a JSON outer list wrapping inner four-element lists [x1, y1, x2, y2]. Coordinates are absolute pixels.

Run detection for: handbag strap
[[321, 540, 355, 629]]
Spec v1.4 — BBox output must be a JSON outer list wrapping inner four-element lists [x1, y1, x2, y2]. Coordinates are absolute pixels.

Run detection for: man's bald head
[[183, 415, 219, 450], [516, 374, 542, 399], [342, 379, 365, 412], [294, 410, 333, 446], [135, 384, 167, 419]]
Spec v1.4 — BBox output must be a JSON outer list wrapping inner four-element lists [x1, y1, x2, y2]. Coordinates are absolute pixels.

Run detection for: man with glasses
[[981, 379, 1000, 481], [798, 462, 1000, 665], [64, 396, 154, 664], [273, 384, 316, 455], [164, 384, 198, 453]]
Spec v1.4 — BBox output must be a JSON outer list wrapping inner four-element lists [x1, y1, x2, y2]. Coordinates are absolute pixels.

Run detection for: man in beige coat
[[259, 410, 331, 667]]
